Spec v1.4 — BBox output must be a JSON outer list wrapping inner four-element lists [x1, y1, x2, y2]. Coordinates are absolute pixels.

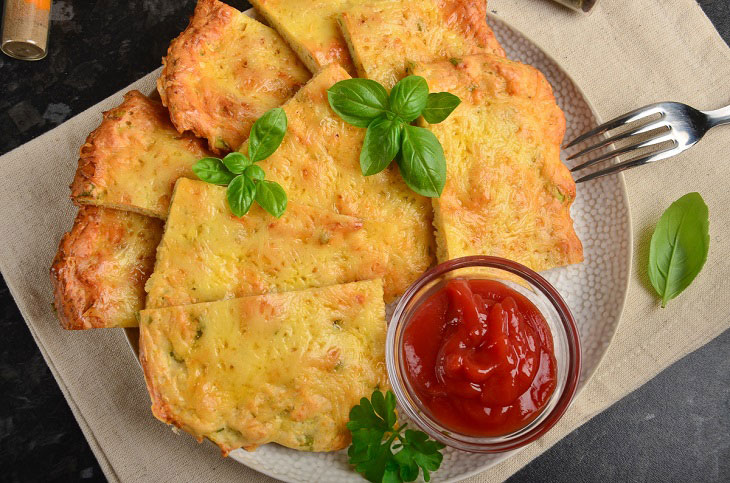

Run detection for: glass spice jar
[[1, 0, 52, 60], [550, 0, 599, 13]]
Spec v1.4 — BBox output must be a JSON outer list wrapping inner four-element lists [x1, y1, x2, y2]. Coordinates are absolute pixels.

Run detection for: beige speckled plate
[[126, 11, 632, 483]]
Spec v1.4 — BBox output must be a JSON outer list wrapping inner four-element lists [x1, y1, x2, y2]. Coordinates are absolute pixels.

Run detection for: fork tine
[[570, 132, 675, 172], [575, 142, 679, 183], [566, 123, 668, 161], [563, 105, 664, 149]]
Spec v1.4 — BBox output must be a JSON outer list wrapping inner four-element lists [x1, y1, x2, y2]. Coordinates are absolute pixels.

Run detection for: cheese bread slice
[[158, 0, 311, 153], [70, 91, 211, 219], [140, 279, 388, 454], [51, 206, 163, 330], [145, 178, 429, 308], [237, 64, 435, 272], [248, 0, 360, 74], [411, 54, 583, 271], [339, 0, 505, 87]]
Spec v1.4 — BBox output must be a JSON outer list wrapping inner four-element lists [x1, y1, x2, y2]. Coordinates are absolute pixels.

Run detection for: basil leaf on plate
[[398, 125, 446, 197], [389, 76, 429, 122], [192, 157, 236, 186], [245, 164, 265, 181], [222, 152, 252, 174], [248, 108, 288, 163], [360, 116, 403, 176], [421, 92, 461, 124], [648, 192, 710, 307], [226, 175, 257, 217], [327, 78, 390, 128], [255, 180, 288, 218]]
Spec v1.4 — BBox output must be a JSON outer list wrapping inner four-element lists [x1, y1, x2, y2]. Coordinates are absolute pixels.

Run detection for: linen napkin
[[0, 0, 727, 481]]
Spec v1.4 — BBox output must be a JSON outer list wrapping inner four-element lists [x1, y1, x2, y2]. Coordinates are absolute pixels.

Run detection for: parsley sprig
[[192, 108, 288, 218], [328, 76, 460, 198], [348, 390, 445, 483]]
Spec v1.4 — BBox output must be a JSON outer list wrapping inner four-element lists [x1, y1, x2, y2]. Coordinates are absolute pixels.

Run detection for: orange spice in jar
[[1, 0, 52, 60]]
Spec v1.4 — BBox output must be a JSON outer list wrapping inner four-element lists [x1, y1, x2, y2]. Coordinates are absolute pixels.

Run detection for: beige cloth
[[0, 0, 728, 481]]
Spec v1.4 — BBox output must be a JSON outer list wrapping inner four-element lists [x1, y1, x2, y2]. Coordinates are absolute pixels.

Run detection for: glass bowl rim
[[386, 255, 582, 453]]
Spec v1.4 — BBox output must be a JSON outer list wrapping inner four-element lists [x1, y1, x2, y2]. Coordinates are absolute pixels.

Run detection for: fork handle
[[704, 105, 730, 129]]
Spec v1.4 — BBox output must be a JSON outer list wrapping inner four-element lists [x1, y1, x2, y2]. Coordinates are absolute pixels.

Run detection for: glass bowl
[[386, 256, 581, 453]]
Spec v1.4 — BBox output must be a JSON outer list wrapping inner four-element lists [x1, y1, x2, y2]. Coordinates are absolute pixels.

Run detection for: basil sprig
[[648, 192, 710, 307], [328, 76, 460, 198], [192, 108, 288, 218]]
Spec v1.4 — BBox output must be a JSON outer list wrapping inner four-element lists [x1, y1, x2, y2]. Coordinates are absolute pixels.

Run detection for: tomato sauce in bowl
[[386, 256, 581, 453], [403, 278, 557, 437]]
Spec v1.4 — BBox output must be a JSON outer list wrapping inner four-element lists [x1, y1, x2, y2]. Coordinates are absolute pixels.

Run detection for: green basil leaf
[[421, 92, 461, 124], [245, 164, 265, 181], [389, 76, 429, 122], [397, 125, 446, 197], [360, 116, 403, 176], [327, 78, 390, 128], [222, 152, 252, 174], [226, 175, 257, 217], [248, 108, 288, 163], [648, 192, 710, 307], [192, 157, 236, 186], [254, 180, 288, 218]]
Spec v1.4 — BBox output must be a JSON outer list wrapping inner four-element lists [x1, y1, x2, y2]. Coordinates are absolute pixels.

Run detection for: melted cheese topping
[[158, 0, 311, 153], [71, 91, 211, 219], [412, 55, 583, 271], [51, 206, 163, 329], [249, 0, 366, 74], [237, 64, 434, 284], [145, 179, 428, 307], [140, 279, 388, 454], [339, 0, 504, 87]]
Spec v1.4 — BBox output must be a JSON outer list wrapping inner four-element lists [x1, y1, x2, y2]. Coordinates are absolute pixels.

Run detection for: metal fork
[[565, 102, 730, 183]]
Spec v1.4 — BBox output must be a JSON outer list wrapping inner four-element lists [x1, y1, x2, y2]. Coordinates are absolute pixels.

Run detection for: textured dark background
[[0, 1, 728, 481]]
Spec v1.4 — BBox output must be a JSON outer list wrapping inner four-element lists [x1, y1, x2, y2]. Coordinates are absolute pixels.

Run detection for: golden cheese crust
[[339, 0, 504, 87], [50, 206, 164, 330], [145, 179, 428, 308], [411, 54, 583, 271], [140, 279, 388, 454], [70, 91, 211, 219], [237, 64, 435, 275], [158, 0, 311, 153], [249, 0, 360, 74]]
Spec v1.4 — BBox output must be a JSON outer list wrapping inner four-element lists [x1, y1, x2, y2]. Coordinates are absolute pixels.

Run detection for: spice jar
[[1, 0, 52, 60], [550, 0, 599, 13]]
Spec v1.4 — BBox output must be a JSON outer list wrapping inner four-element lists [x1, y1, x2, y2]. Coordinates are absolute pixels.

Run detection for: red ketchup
[[403, 278, 557, 437]]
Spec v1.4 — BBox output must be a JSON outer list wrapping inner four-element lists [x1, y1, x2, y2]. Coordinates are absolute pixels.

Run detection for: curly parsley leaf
[[347, 390, 445, 483]]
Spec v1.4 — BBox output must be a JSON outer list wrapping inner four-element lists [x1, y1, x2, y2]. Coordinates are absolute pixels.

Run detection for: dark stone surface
[[0, 1, 727, 482]]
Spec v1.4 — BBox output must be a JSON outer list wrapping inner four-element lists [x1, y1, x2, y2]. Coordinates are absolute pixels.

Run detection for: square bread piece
[[237, 64, 435, 270], [145, 178, 428, 308], [51, 206, 164, 330], [140, 279, 388, 454], [157, 0, 311, 154], [411, 54, 583, 271], [70, 91, 212, 220], [339, 0, 505, 87], [248, 0, 360, 74]]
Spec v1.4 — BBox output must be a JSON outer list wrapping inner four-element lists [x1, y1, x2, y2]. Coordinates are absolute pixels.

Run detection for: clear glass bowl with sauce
[[386, 256, 581, 453]]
